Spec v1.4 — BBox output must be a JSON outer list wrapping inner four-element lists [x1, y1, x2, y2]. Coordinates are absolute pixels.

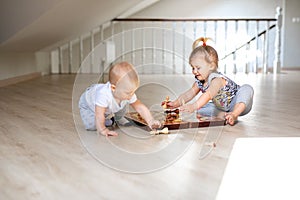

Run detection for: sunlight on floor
[[216, 137, 300, 200]]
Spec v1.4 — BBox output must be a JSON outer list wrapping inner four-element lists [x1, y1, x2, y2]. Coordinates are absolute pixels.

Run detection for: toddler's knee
[[85, 123, 96, 131], [241, 84, 254, 97], [81, 117, 96, 130]]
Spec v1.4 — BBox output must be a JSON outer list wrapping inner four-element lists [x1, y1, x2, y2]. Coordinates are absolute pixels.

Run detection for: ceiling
[[0, 0, 157, 52]]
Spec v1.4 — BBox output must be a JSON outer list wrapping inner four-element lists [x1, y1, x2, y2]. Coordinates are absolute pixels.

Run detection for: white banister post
[[233, 20, 238, 74], [182, 21, 186, 74], [152, 23, 156, 74], [131, 25, 135, 64], [273, 7, 282, 74], [224, 20, 228, 74], [59, 46, 62, 74], [254, 20, 259, 73], [263, 21, 269, 74], [79, 36, 83, 73], [142, 22, 145, 74], [162, 22, 166, 74], [90, 30, 94, 73], [245, 20, 249, 74], [121, 22, 125, 61], [68, 41, 72, 74], [172, 22, 176, 74]]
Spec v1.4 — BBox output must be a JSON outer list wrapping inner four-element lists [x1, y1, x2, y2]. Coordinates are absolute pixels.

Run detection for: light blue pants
[[197, 84, 254, 117], [78, 86, 128, 130]]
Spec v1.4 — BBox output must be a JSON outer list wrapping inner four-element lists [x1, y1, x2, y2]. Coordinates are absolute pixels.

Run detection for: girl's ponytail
[[192, 37, 211, 49]]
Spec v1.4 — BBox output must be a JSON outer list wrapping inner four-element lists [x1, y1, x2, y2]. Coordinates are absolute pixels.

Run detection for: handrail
[[113, 18, 276, 22], [220, 24, 276, 60]]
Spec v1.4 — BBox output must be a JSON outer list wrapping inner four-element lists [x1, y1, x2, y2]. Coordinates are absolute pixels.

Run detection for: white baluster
[[59, 46, 62, 74], [79, 37, 83, 73], [69, 41, 72, 74], [193, 21, 197, 40], [245, 20, 249, 74], [142, 22, 145, 74], [254, 20, 259, 73], [121, 23, 125, 61], [203, 20, 207, 37], [263, 21, 270, 74], [172, 22, 176, 74], [233, 20, 238, 74], [152, 23, 156, 73], [273, 7, 282, 74], [131, 27, 135, 64], [162, 22, 166, 74], [182, 21, 186, 74], [90, 30, 94, 73], [224, 20, 228, 74], [214, 21, 217, 47]]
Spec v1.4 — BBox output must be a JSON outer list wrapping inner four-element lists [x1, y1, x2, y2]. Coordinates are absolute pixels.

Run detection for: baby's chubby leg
[[225, 103, 246, 125], [197, 102, 221, 117], [226, 84, 254, 125]]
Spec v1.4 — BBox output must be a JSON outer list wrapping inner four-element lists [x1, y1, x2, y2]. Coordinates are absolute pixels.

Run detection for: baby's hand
[[148, 119, 162, 130], [161, 101, 177, 109], [180, 103, 197, 113], [99, 128, 118, 137], [106, 130, 118, 136]]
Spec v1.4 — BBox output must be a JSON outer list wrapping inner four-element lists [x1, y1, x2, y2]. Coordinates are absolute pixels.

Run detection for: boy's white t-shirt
[[84, 82, 137, 115]]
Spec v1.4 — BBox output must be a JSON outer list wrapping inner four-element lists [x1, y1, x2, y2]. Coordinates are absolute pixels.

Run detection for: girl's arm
[[130, 99, 161, 129], [180, 77, 225, 113], [95, 105, 118, 136], [167, 82, 201, 108]]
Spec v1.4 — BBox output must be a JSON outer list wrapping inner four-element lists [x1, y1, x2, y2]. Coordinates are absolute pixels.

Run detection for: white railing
[[51, 7, 282, 75]]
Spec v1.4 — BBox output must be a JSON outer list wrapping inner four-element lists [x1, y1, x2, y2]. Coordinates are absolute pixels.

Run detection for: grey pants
[[197, 84, 254, 117]]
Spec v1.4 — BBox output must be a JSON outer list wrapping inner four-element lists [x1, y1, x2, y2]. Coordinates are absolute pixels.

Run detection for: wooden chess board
[[124, 111, 226, 131]]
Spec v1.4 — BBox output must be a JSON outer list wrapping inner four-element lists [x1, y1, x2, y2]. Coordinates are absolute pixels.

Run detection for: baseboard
[[282, 67, 300, 71], [0, 72, 42, 87]]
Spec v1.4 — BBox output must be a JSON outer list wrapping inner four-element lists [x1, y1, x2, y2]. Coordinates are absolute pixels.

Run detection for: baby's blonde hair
[[109, 61, 139, 87], [189, 37, 219, 70]]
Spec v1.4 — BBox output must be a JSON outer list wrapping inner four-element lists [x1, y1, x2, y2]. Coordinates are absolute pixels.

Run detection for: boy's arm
[[130, 100, 161, 129], [95, 105, 118, 136]]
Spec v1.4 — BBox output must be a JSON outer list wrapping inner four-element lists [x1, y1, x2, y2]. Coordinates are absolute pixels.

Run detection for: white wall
[[0, 52, 37, 80], [283, 0, 300, 68], [35, 51, 50, 76], [0, 52, 50, 81], [0, 0, 142, 82], [134, 0, 283, 18]]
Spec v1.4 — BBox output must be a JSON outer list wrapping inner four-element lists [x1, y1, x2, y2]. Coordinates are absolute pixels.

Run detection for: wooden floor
[[1, 71, 300, 200]]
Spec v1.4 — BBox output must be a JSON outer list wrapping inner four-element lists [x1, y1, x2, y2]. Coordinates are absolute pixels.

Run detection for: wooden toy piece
[[124, 112, 226, 131], [164, 108, 181, 123], [150, 127, 169, 135], [162, 96, 170, 109], [204, 141, 217, 148], [161, 96, 181, 124], [165, 96, 170, 102]]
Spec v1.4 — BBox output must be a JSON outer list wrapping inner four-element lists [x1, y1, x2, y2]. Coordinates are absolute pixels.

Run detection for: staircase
[[51, 7, 282, 76]]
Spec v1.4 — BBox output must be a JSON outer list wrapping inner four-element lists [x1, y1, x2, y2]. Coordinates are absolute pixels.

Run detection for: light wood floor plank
[[0, 72, 300, 200]]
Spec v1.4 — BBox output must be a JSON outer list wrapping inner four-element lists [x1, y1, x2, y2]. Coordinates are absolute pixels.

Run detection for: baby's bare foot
[[225, 112, 238, 126]]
